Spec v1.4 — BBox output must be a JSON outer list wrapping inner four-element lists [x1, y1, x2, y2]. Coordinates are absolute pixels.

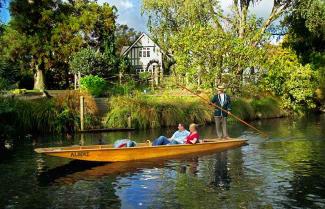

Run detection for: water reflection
[[212, 151, 231, 189], [1, 115, 325, 209]]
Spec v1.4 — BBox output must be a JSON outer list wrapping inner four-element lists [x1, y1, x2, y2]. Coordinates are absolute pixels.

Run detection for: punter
[[211, 85, 231, 139]]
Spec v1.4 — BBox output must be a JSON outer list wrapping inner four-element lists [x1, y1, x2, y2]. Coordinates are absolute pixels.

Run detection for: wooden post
[[80, 96, 84, 131], [127, 115, 132, 128], [78, 71, 81, 90], [74, 73, 77, 90], [80, 133, 85, 146], [119, 72, 122, 85]]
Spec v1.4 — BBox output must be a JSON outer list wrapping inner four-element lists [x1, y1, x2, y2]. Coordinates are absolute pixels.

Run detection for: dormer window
[[139, 47, 150, 57]]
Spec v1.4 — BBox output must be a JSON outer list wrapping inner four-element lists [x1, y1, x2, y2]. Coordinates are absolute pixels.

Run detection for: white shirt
[[219, 93, 225, 106]]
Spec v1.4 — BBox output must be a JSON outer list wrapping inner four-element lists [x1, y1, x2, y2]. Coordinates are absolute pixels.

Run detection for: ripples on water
[[0, 115, 325, 209]]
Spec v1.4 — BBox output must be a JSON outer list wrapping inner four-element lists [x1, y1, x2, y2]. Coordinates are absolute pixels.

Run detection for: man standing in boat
[[211, 85, 231, 139]]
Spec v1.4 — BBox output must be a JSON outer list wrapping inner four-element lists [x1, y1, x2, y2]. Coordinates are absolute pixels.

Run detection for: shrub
[[0, 77, 10, 90], [80, 75, 107, 97], [109, 79, 137, 96], [229, 98, 255, 122], [69, 47, 117, 78], [250, 96, 284, 119]]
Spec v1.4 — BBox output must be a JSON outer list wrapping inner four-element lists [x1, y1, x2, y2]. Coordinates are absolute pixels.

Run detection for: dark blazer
[[211, 94, 231, 117]]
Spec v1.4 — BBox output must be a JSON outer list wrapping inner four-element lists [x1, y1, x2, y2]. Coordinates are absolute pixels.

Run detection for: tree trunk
[[34, 65, 45, 90]]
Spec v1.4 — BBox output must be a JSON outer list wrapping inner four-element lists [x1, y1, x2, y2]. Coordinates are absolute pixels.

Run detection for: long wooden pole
[[177, 84, 268, 137], [80, 96, 84, 131]]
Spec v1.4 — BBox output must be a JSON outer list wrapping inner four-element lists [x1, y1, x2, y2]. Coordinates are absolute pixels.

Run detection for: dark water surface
[[1, 115, 325, 209]]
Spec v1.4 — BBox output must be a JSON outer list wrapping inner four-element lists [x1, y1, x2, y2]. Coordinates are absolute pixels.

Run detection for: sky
[[1, 0, 275, 32]]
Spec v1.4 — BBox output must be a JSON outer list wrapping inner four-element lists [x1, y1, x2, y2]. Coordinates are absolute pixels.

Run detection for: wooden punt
[[34, 138, 248, 162]]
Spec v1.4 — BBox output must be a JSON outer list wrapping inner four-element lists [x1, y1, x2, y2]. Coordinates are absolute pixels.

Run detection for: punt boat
[[34, 138, 248, 162]]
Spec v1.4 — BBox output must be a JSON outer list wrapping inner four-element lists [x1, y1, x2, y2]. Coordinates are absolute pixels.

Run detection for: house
[[121, 33, 164, 76]]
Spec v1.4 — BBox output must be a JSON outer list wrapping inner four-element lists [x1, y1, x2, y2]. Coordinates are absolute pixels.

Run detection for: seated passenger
[[114, 139, 137, 148], [152, 123, 190, 146], [185, 123, 200, 144]]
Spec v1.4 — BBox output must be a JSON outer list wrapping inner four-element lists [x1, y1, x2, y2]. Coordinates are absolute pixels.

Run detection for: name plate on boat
[[70, 151, 89, 158]]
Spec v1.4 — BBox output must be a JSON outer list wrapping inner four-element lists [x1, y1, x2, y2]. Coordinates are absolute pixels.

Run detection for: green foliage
[[115, 24, 141, 54], [80, 75, 107, 97], [69, 47, 114, 77], [282, 0, 325, 110], [109, 81, 137, 96], [230, 98, 255, 122], [10, 88, 27, 95], [139, 71, 151, 81], [283, 0, 325, 64], [262, 47, 317, 113], [0, 0, 117, 89], [250, 97, 284, 119], [142, 0, 288, 92], [0, 77, 10, 90], [105, 95, 214, 129]]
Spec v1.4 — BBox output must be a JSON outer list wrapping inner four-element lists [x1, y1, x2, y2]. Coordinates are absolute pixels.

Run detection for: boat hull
[[35, 138, 247, 162]]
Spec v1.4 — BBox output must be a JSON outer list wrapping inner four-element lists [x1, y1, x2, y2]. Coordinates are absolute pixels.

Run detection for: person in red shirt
[[186, 123, 200, 144]]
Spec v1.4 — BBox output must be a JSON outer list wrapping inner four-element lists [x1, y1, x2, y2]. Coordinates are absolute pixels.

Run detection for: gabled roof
[[120, 46, 129, 55], [122, 32, 163, 56]]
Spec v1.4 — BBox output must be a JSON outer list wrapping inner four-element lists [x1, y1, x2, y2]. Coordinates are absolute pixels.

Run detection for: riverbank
[[0, 91, 99, 138], [104, 94, 287, 129]]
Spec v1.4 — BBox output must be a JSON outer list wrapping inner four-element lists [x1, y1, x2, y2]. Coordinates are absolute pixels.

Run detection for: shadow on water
[[37, 147, 238, 188], [37, 160, 106, 186]]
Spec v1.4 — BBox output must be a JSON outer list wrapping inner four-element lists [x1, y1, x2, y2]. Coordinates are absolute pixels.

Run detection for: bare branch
[[252, 0, 293, 46]]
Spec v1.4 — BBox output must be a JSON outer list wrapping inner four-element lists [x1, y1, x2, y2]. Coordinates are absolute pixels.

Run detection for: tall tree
[[115, 24, 141, 54], [142, 0, 294, 88], [142, 0, 294, 87], [1, 0, 117, 90], [283, 0, 325, 104], [283, 0, 325, 64]]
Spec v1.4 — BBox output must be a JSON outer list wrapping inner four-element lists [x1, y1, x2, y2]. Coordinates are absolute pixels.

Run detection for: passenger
[[114, 139, 137, 148], [185, 123, 200, 144], [152, 123, 190, 146]]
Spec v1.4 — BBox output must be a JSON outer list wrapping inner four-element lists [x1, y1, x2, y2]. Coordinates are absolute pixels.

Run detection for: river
[[0, 115, 325, 209]]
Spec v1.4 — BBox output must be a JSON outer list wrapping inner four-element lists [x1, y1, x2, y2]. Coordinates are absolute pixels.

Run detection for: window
[[139, 47, 150, 58]]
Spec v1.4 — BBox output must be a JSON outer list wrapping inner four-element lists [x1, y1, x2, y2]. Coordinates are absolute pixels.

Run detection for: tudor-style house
[[121, 33, 164, 79]]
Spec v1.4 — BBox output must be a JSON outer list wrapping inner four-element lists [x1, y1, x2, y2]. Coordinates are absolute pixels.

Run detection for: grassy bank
[[0, 91, 99, 138], [105, 94, 286, 129]]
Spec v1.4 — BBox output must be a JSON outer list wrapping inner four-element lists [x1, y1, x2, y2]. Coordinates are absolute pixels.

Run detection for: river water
[[0, 115, 325, 209]]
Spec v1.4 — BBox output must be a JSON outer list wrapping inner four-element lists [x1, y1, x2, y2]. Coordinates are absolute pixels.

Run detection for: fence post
[[80, 96, 84, 131], [127, 115, 132, 128], [74, 73, 77, 90], [78, 71, 81, 90]]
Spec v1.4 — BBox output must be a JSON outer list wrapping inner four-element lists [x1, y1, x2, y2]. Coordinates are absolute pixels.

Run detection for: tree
[[261, 46, 317, 113], [49, 1, 117, 88], [1, 0, 117, 90], [115, 24, 141, 54], [69, 47, 113, 77], [283, 0, 325, 106], [142, 0, 294, 89], [283, 0, 325, 64]]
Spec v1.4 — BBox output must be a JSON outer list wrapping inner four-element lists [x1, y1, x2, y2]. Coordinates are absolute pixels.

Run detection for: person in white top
[[152, 123, 190, 146]]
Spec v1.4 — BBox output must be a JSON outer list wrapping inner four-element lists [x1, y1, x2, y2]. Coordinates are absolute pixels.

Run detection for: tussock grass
[[105, 95, 214, 129], [0, 91, 99, 135], [105, 94, 284, 128]]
